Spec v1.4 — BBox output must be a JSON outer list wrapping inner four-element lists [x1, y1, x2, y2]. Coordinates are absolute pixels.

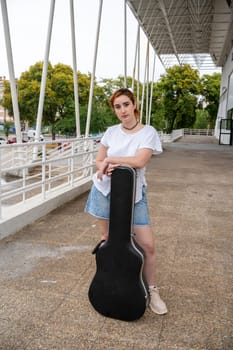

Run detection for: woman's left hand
[[97, 163, 120, 180], [97, 159, 109, 180], [106, 163, 121, 177], [97, 157, 121, 180]]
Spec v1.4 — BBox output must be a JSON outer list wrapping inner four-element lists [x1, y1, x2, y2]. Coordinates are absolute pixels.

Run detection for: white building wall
[[215, 46, 233, 138]]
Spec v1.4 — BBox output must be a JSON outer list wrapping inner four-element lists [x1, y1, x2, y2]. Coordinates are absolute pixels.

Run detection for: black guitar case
[[88, 166, 149, 321]]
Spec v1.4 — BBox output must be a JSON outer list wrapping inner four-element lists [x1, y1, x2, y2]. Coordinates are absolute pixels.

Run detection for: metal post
[[70, 0, 80, 137], [124, 0, 127, 88], [85, 0, 103, 137], [131, 25, 140, 92], [35, 0, 55, 143], [137, 25, 140, 103], [148, 52, 156, 125], [146, 43, 149, 124], [1, 0, 22, 143], [140, 40, 149, 122]]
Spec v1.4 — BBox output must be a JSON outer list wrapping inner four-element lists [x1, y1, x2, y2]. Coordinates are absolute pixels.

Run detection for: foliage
[[200, 73, 221, 128], [193, 109, 209, 129], [149, 85, 166, 130], [100, 76, 134, 98], [2, 62, 96, 138], [3, 121, 14, 138], [155, 64, 201, 132], [1, 80, 13, 116]]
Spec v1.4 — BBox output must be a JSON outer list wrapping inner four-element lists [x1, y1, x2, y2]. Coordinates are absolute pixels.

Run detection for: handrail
[[184, 128, 214, 136], [0, 137, 98, 221]]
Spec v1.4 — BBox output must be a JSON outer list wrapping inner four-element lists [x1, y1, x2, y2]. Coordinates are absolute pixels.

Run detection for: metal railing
[[0, 137, 98, 221], [158, 129, 184, 142], [184, 128, 214, 136]]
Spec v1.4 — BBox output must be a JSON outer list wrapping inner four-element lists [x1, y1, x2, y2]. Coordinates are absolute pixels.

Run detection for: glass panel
[[227, 71, 233, 112]]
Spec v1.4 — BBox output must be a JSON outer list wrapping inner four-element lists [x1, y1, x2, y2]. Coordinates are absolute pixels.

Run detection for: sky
[[0, 0, 166, 82]]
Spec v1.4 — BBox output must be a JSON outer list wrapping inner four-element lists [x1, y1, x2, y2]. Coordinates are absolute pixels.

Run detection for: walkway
[[0, 136, 232, 350]]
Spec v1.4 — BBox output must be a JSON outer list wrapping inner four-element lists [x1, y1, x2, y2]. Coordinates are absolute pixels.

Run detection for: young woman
[[85, 88, 167, 315]]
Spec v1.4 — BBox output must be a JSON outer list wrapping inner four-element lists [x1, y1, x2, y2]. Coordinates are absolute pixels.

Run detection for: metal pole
[[131, 25, 139, 92], [35, 0, 55, 142], [85, 0, 103, 137], [148, 52, 156, 125], [140, 40, 149, 122], [146, 43, 149, 124], [137, 25, 140, 103], [1, 0, 22, 142], [124, 0, 127, 88], [70, 0, 80, 137]]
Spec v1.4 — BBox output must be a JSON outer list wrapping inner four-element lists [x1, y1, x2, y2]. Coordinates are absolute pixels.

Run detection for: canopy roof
[[127, 0, 233, 70]]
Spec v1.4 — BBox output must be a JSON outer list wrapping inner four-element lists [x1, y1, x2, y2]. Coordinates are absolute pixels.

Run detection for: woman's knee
[[143, 241, 155, 256], [134, 226, 155, 256]]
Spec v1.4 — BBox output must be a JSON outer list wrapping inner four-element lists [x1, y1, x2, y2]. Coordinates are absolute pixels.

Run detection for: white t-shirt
[[93, 124, 162, 202]]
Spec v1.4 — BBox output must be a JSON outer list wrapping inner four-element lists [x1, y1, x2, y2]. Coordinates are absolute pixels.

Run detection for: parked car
[[0, 137, 6, 145], [7, 137, 28, 144], [7, 137, 17, 144], [27, 130, 44, 141]]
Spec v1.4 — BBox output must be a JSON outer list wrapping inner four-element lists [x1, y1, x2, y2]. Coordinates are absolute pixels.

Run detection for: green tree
[[150, 84, 166, 130], [18, 62, 53, 125], [200, 73, 221, 128], [155, 64, 201, 132], [2, 62, 76, 139], [1, 80, 13, 116], [2, 61, 55, 127], [101, 76, 134, 99], [3, 121, 13, 139], [47, 63, 74, 138], [193, 109, 209, 129]]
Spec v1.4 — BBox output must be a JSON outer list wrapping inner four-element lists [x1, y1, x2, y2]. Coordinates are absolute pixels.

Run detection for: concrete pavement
[[0, 135, 232, 350]]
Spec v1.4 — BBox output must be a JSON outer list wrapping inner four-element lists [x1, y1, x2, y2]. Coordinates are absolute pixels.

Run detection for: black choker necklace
[[122, 121, 138, 130]]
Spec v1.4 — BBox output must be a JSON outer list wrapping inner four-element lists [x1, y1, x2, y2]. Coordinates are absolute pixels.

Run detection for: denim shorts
[[85, 184, 150, 226]]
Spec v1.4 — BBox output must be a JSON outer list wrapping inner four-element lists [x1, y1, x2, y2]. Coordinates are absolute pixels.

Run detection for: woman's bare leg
[[134, 225, 168, 314], [98, 218, 109, 240], [133, 225, 156, 285]]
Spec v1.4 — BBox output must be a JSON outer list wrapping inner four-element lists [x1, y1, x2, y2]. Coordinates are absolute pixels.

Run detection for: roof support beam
[[157, 0, 181, 64]]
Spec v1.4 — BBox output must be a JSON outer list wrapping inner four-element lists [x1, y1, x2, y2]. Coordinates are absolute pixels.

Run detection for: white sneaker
[[149, 286, 168, 315]]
